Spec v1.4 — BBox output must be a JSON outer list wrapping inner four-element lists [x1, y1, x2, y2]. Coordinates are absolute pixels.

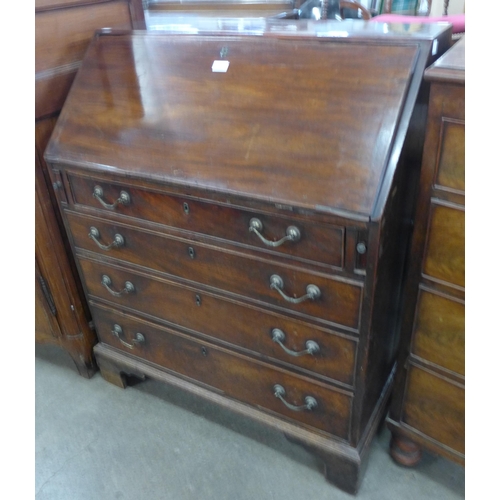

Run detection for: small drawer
[[67, 212, 363, 330], [402, 364, 464, 456], [411, 287, 464, 376], [68, 173, 345, 270], [79, 258, 357, 386], [92, 305, 353, 439], [423, 201, 464, 289]]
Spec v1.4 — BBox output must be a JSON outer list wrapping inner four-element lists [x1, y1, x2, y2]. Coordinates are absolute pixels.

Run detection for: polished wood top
[[45, 29, 434, 218], [425, 36, 464, 85]]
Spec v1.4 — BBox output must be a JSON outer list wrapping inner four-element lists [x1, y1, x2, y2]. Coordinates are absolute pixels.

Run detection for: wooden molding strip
[[36, 0, 126, 14], [36, 61, 82, 81]]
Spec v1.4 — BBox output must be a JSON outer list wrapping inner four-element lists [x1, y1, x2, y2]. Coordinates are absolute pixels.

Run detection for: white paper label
[[212, 60, 230, 73], [432, 40, 438, 56]]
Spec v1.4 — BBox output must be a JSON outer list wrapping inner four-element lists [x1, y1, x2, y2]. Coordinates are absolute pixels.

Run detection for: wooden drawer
[[434, 119, 465, 193], [68, 174, 345, 270], [411, 287, 464, 376], [67, 212, 363, 330], [92, 305, 353, 439], [402, 364, 464, 455], [423, 201, 464, 289], [79, 257, 357, 386]]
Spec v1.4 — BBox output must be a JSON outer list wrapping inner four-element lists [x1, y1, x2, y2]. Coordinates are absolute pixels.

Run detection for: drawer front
[[411, 287, 464, 376], [35, 1, 133, 73], [79, 258, 357, 385], [423, 202, 464, 289], [434, 119, 465, 193], [402, 365, 464, 455], [68, 174, 344, 270], [36, 68, 77, 119], [68, 212, 363, 329], [92, 305, 352, 439]]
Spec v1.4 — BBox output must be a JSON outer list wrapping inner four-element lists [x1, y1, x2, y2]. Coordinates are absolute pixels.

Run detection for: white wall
[[430, 0, 465, 15]]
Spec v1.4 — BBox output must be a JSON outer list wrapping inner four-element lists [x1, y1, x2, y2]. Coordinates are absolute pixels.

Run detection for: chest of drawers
[[45, 23, 451, 493], [387, 37, 465, 467]]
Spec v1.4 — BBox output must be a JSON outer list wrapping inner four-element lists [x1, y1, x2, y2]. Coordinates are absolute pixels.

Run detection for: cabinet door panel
[[411, 287, 464, 376], [423, 202, 464, 288], [402, 365, 464, 455], [435, 119, 465, 192]]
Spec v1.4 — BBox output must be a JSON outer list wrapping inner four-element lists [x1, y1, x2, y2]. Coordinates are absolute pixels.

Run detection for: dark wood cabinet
[[387, 36, 465, 467], [35, 0, 145, 376], [44, 22, 451, 492]]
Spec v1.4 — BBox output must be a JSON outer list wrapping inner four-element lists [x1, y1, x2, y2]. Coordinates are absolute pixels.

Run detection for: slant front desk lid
[[45, 25, 443, 219]]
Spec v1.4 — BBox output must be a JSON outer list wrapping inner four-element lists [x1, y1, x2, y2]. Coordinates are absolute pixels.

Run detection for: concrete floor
[[35, 344, 465, 500]]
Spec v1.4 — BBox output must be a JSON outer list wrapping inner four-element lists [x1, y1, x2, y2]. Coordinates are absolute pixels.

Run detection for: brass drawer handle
[[249, 218, 301, 247], [93, 185, 130, 209], [271, 329, 320, 357], [112, 324, 145, 349], [101, 275, 135, 297], [270, 274, 321, 304], [89, 227, 125, 251], [273, 384, 317, 412]]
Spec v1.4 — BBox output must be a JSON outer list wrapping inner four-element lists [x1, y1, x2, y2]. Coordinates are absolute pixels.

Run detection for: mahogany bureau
[[45, 23, 450, 493], [387, 36, 465, 467]]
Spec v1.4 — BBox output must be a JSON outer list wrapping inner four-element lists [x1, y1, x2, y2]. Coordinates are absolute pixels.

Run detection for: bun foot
[[390, 433, 422, 466]]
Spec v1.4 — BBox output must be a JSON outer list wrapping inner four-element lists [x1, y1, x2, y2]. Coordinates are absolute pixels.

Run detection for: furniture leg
[[283, 432, 361, 494], [389, 432, 423, 466], [97, 359, 128, 389], [67, 348, 97, 379]]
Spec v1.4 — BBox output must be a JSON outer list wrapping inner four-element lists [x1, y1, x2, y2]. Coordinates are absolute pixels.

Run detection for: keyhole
[[195, 294, 202, 306], [201, 346, 208, 356], [183, 202, 189, 214], [188, 247, 195, 259]]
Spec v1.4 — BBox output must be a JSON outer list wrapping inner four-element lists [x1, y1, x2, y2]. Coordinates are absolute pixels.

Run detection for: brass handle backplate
[[89, 227, 125, 251], [273, 384, 317, 412], [269, 274, 321, 304], [93, 185, 130, 209], [249, 218, 301, 248], [101, 275, 135, 297], [112, 324, 145, 349], [271, 329, 320, 357]]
